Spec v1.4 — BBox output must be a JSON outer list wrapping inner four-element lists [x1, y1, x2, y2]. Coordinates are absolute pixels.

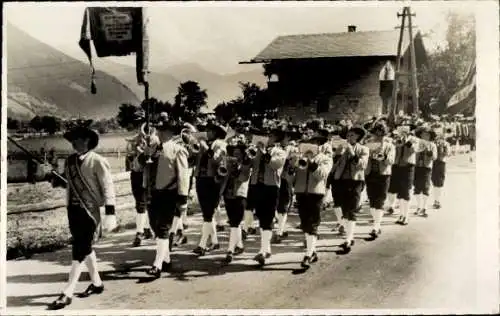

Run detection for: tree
[[29, 116, 44, 133], [117, 103, 141, 131], [7, 117, 20, 130], [41, 116, 62, 135], [172, 81, 207, 121], [417, 12, 475, 115]]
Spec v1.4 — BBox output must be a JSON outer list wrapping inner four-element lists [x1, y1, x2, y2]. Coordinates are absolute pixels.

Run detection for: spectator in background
[[27, 157, 38, 184]]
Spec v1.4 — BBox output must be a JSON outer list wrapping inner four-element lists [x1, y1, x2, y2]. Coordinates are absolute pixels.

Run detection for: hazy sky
[[6, 1, 476, 75]]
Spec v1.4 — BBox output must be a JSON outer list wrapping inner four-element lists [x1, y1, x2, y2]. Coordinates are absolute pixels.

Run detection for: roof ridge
[[275, 29, 398, 39]]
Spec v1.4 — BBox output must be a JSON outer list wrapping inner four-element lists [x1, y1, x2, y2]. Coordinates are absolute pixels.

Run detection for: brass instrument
[[179, 127, 202, 155], [245, 144, 258, 160]]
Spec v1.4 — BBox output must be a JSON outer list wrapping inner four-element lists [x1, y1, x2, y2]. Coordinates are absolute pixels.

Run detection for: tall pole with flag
[[78, 6, 152, 201]]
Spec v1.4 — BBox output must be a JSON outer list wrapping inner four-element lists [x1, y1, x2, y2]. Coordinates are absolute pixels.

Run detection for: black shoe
[[183, 224, 189, 230], [369, 229, 381, 239], [146, 266, 161, 279], [216, 225, 225, 232], [193, 246, 207, 256], [414, 208, 421, 215], [209, 243, 220, 251], [420, 209, 429, 218], [253, 252, 271, 266], [338, 225, 345, 235], [301, 256, 311, 268], [282, 231, 289, 238], [400, 217, 409, 225], [162, 261, 172, 272], [433, 201, 441, 209], [144, 228, 154, 239], [132, 233, 144, 247], [248, 227, 257, 235], [234, 246, 244, 255], [386, 207, 395, 215], [340, 240, 354, 252], [78, 283, 104, 298], [224, 252, 233, 263], [271, 234, 282, 244], [48, 294, 72, 310], [242, 230, 248, 241], [310, 252, 318, 263], [395, 216, 403, 224]]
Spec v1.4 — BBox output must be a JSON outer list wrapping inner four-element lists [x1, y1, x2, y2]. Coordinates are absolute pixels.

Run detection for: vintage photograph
[[2, 1, 497, 313]]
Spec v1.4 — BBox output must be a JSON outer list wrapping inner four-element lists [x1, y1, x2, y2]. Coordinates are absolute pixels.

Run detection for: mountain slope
[[6, 22, 140, 120]]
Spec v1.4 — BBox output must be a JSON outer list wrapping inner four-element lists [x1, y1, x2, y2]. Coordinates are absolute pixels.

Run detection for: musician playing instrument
[[333, 126, 369, 253], [48, 125, 116, 310], [292, 134, 333, 268], [413, 126, 438, 217], [364, 122, 395, 239], [272, 126, 299, 244], [143, 119, 197, 278], [385, 125, 420, 225], [192, 121, 228, 256], [249, 128, 287, 266], [125, 125, 157, 247], [431, 123, 451, 209], [220, 135, 254, 263]]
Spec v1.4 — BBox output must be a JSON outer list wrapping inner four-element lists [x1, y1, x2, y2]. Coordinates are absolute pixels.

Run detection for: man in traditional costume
[[48, 125, 116, 310]]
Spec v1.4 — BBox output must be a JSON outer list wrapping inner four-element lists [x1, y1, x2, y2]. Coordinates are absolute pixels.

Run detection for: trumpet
[[214, 162, 229, 183], [179, 128, 202, 155], [246, 144, 258, 160], [297, 157, 309, 170]]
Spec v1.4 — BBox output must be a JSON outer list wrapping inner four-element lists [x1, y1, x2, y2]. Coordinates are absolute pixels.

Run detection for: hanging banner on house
[[79, 7, 149, 94], [379, 60, 395, 99]]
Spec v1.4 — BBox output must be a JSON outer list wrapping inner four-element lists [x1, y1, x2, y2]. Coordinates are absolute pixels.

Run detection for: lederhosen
[[431, 141, 448, 188], [393, 145, 415, 201], [223, 166, 247, 228], [147, 152, 177, 239], [66, 154, 101, 262], [277, 156, 293, 215], [414, 150, 432, 196], [196, 143, 223, 223], [329, 155, 343, 208], [366, 157, 391, 210], [336, 153, 364, 221], [296, 158, 324, 236], [254, 154, 280, 230]]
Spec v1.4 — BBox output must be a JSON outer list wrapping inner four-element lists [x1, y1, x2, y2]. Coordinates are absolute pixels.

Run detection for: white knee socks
[[422, 194, 429, 210], [169, 216, 180, 235], [305, 233, 317, 257], [277, 213, 287, 235], [63, 261, 83, 297], [433, 187, 442, 203], [260, 229, 272, 254], [228, 227, 238, 253], [386, 193, 397, 209], [84, 251, 102, 287], [373, 209, 384, 230], [400, 199, 409, 220], [345, 220, 356, 243], [199, 222, 211, 248], [243, 210, 254, 231], [136, 213, 146, 234], [153, 238, 170, 269], [210, 220, 218, 245], [333, 207, 344, 226], [236, 226, 243, 248]]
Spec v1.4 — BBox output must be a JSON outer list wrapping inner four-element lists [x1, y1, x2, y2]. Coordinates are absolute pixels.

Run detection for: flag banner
[[447, 61, 476, 111], [78, 7, 149, 94]]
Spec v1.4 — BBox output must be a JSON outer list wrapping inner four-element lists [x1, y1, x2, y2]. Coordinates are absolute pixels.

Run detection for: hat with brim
[[415, 126, 437, 141], [348, 126, 367, 141], [370, 122, 389, 135], [64, 126, 99, 150], [207, 122, 228, 139]]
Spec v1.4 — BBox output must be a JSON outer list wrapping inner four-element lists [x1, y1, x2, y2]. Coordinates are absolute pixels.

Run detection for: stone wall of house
[[277, 60, 388, 123]]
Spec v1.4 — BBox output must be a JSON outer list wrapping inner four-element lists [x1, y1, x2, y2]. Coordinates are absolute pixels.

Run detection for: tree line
[[7, 116, 120, 135]]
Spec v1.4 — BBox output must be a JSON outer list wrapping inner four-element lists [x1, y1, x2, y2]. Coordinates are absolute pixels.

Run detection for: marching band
[[47, 110, 459, 309]]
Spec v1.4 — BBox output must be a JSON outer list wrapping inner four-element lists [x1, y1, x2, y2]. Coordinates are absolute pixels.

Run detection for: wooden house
[[240, 26, 428, 123]]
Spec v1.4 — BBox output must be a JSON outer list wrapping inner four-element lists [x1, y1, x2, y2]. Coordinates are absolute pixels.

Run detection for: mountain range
[[6, 22, 267, 120]]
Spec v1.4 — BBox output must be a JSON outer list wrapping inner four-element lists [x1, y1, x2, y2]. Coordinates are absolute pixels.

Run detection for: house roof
[[249, 29, 419, 62]]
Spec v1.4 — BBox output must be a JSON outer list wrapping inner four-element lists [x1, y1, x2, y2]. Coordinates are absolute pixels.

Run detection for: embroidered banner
[[79, 7, 149, 94]]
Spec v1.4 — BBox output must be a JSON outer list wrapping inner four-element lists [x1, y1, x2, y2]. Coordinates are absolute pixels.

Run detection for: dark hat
[[64, 126, 99, 150], [207, 121, 228, 139], [154, 112, 171, 131], [415, 125, 437, 141], [346, 126, 367, 141], [370, 121, 389, 135]]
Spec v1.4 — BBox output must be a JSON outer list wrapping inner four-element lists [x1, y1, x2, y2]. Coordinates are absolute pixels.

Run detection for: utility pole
[[389, 6, 419, 126]]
